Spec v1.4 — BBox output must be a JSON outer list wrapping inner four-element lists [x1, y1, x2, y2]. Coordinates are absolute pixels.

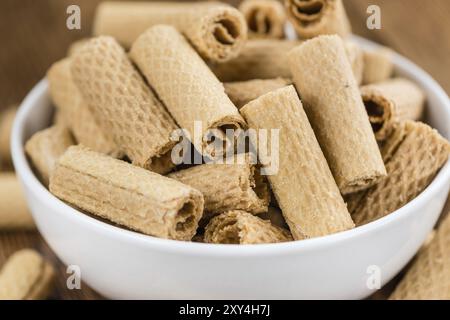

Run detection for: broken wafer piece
[[0, 106, 17, 169], [240, 86, 354, 239], [362, 47, 394, 85], [239, 0, 286, 39], [0, 249, 54, 300], [49, 145, 204, 241], [204, 211, 293, 244]]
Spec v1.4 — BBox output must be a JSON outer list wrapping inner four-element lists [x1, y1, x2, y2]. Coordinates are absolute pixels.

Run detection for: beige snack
[[93, 1, 247, 62], [239, 0, 286, 39], [362, 47, 394, 85], [288, 35, 386, 194], [351, 121, 450, 226], [71, 36, 178, 174], [47, 58, 121, 157], [205, 211, 293, 244], [130, 25, 245, 158], [240, 86, 354, 239], [361, 78, 425, 141], [224, 78, 291, 108], [0, 106, 16, 169], [390, 213, 450, 300], [52, 110, 67, 127], [345, 41, 364, 85], [259, 207, 289, 229], [0, 249, 54, 300], [0, 173, 35, 230], [50, 146, 204, 241], [285, 0, 351, 39], [25, 125, 74, 186], [67, 38, 90, 56]]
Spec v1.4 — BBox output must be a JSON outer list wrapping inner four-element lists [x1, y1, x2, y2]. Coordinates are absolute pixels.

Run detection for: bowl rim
[[11, 37, 450, 257]]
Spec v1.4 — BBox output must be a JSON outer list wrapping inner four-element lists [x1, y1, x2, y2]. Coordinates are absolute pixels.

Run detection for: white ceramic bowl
[[11, 36, 450, 300]]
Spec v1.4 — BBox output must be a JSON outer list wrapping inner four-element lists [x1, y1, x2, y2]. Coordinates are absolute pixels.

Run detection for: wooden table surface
[[0, 0, 449, 300]]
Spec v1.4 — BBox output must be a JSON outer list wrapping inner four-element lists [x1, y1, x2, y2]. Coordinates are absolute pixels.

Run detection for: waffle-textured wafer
[[25, 125, 74, 186], [49, 146, 204, 241], [168, 157, 270, 216], [71, 37, 178, 174], [362, 47, 394, 85], [93, 1, 247, 63], [130, 25, 246, 158], [288, 35, 386, 194], [259, 207, 289, 229], [390, 213, 450, 300], [285, 0, 351, 39], [224, 78, 291, 108], [361, 78, 425, 141], [0, 249, 54, 300], [0, 106, 16, 169], [67, 38, 90, 56], [0, 173, 35, 230], [241, 86, 354, 239], [352, 121, 450, 226], [204, 211, 293, 244], [239, 0, 286, 39]]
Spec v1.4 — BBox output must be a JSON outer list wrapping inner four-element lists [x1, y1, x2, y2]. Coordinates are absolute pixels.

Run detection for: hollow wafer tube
[[204, 211, 293, 244], [93, 1, 247, 63], [0, 249, 54, 300], [240, 86, 354, 239], [71, 37, 179, 174], [285, 0, 351, 39], [49, 146, 204, 241], [239, 0, 286, 39], [362, 47, 394, 85], [0, 106, 16, 169], [288, 35, 386, 194]]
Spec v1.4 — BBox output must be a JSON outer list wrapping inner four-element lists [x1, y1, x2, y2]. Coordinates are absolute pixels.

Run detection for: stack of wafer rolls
[[71, 36, 179, 174], [288, 35, 386, 194], [361, 78, 425, 141], [130, 25, 246, 159], [285, 0, 351, 39], [241, 86, 354, 239], [93, 1, 247, 63], [239, 0, 286, 39], [362, 47, 394, 85], [0, 249, 54, 300], [0, 106, 16, 170], [49, 146, 204, 241], [205, 211, 292, 244]]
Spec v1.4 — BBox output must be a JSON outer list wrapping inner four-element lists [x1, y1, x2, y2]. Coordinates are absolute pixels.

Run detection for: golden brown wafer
[[362, 47, 394, 85], [239, 0, 286, 39], [288, 35, 386, 194], [240, 86, 354, 239], [345, 40, 364, 85], [204, 210, 293, 244], [285, 0, 351, 39], [49, 145, 204, 241], [0, 106, 16, 169], [93, 1, 247, 62], [71, 37, 178, 174], [52, 110, 67, 127]]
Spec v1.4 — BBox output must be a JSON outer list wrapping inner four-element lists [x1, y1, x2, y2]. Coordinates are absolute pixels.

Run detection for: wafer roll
[[288, 35, 386, 194], [345, 41, 364, 85], [0, 173, 35, 230], [49, 146, 204, 241], [52, 110, 67, 127], [285, 0, 351, 39], [390, 213, 450, 300], [0, 106, 16, 169], [352, 121, 450, 226], [94, 1, 247, 63], [0, 249, 54, 300], [259, 207, 289, 229], [239, 0, 286, 39], [25, 126, 74, 186], [362, 48, 394, 85], [224, 78, 291, 108], [71, 37, 179, 174], [361, 78, 426, 141], [205, 211, 292, 244], [240, 86, 354, 239], [130, 25, 245, 158]]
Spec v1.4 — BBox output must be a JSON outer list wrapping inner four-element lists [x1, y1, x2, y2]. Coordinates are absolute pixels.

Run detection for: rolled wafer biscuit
[[204, 211, 293, 244], [47, 58, 121, 157], [345, 41, 364, 85], [0, 249, 54, 300], [362, 47, 394, 85], [93, 1, 247, 63], [285, 0, 351, 39], [0, 173, 35, 230], [288, 35, 386, 194], [351, 121, 450, 226], [49, 146, 204, 241], [240, 86, 354, 239], [0, 106, 16, 169], [224, 78, 291, 108], [25, 125, 74, 186], [71, 36, 178, 174], [130, 25, 246, 158], [361, 78, 425, 141], [239, 0, 286, 39], [390, 213, 450, 300]]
